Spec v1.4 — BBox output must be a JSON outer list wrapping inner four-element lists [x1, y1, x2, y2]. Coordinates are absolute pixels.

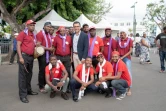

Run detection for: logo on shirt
[[65, 41, 69, 45], [55, 70, 59, 73], [95, 41, 98, 44], [107, 42, 110, 45], [161, 36, 166, 39]]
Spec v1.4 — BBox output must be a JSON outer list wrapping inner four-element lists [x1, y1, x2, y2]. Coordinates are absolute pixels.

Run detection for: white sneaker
[[119, 93, 126, 99]]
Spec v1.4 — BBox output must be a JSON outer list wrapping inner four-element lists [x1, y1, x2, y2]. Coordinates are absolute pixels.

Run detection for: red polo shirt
[[45, 62, 65, 82], [76, 64, 94, 80], [103, 37, 117, 61], [89, 36, 104, 56], [17, 31, 35, 55], [112, 59, 131, 86], [53, 35, 72, 56], [117, 37, 133, 59], [36, 30, 51, 47], [96, 61, 113, 77]]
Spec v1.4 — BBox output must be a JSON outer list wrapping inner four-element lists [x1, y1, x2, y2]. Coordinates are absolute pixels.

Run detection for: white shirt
[[73, 31, 81, 52]]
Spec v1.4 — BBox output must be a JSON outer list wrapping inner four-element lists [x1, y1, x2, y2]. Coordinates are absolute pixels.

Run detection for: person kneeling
[[94, 52, 113, 98], [70, 57, 97, 102], [111, 51, 131, 99], [45, 55, 69, 100]]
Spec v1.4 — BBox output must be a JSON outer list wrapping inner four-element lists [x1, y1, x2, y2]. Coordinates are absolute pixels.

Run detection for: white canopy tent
[[35, 10, 73, 32], [96, 18, 119, 37]]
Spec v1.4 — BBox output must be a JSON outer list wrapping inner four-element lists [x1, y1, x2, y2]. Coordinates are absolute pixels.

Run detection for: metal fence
[[0, 39, 11, 54]]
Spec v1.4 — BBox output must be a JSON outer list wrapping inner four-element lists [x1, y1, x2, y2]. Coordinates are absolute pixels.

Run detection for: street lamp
[[131, 2, 137, 39]]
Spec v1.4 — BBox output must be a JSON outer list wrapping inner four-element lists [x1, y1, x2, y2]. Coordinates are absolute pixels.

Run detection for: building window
[[126, 22, 130, 26], [120, 23, 124, 26], [114, 23, 118, 26]]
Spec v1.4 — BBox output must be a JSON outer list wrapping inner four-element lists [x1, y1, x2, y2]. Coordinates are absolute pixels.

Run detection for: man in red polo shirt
[[103, 28, 117, 61], [17, 20, 38, 103], [88, 27, 104, 68], [70, 57, 97, 102], [45, 55, 69, 100], [36, 22, 54, 93], [117, 30, 133, 96], [53, 26, 72, 92], [94, 52, 113, 98], [111, 51, 131, 99]]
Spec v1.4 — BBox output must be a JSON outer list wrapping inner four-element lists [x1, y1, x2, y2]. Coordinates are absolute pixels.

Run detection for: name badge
[[95, 41, 98, 44], [124, 42, 127, 46], [107, 42, 109, 45], [55, 70, 59, 73], [66, 41, 69, 45]]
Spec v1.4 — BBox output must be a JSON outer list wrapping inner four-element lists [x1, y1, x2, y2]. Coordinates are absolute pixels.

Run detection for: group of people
[[16, 19, 133, 103]]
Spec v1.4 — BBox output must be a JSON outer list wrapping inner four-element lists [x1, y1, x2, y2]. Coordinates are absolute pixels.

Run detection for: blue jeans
[[122, 57, 132, 87], [111, 79, 128, 94], [159, 50, 166, 71], [70, 79, 98, 98]]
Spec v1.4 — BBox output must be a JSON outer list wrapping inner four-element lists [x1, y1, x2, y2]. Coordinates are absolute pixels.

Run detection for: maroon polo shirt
[[103, 37, 117, 61], [117, 37, 133, 59], [36, 30, 51, 48], [17, 31, 35, 55], [53, 35, 72, 56]]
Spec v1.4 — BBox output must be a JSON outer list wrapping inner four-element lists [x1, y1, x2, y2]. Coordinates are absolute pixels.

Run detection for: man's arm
[[109, 72, 122, 80], [82, 34, 89, 60], [155, 34, 160, 48], [17, 41, 24, 64], [61, 68, 68, 81], [73, 70, 84, 84], [86, 75, 94, 86]]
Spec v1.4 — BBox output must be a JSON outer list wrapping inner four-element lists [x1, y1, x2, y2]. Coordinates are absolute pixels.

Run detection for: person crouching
[[45, 55, 69, 100]]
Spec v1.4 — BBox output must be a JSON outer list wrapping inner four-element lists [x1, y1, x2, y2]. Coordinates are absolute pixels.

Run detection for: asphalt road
[[0, 49, 166, 111]]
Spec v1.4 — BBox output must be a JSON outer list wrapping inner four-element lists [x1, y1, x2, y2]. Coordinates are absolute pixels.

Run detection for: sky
[[105, 0, 161, 22]]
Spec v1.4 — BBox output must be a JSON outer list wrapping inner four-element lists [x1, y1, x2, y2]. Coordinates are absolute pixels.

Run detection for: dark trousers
[[56, 55, 71, 78], [10, 50, 18, 63], [92, 56, 99, 79], [70, 79, 98, 98], [111, 79, 129, 94], [159, 50, 166, 71], [98, 81, 112, 94], [38, 54, 47, 89], [18, 54, 34, 98]]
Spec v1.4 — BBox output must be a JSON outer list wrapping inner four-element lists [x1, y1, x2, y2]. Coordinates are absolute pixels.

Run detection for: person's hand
[[19, 57, 24, 64], [81, 59, 85, 64], [99, 77, 106, 82], [95, 81, 101, 87], [49, 47, 54, 52], [57, 82, 64, 87], [82, 82, 88, 87], [157, 44, 161, 48], [80, 86, 85, 91], [52, 86, 59, 91]]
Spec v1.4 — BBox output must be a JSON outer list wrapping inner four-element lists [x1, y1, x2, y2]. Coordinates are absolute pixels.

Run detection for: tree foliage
[[143, 0, 166, 31]]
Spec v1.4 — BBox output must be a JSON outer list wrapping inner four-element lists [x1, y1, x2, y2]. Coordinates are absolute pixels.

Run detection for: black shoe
[[20, 97, 29, 103], [66, 90, 71, 93], [61, 92, 69, 100], [27, 91, 38, 95], [73, 96, 78, 102], [50, 91, 56, 98], [105, 93, 112, 98]]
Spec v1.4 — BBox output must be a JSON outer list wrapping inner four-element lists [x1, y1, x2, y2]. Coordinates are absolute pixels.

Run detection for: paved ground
[[0, 48, 166, 111]]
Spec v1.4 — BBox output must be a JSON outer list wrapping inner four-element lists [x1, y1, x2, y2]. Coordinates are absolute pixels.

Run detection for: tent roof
[[35, 10, 73, 32], [74, 14, 96, 27], [39, 10, 69, 22]]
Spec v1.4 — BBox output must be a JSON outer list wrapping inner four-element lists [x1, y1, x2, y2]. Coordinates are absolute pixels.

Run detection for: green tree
[[144, 0, 166, 32]]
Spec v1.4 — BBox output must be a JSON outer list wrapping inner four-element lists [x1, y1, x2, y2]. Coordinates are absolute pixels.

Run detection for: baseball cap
[[26, 20, 36, 25], [89, 26, 96, 31]]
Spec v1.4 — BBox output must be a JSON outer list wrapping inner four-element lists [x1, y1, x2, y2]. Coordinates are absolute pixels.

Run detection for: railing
[[0, 39, 11, 54]]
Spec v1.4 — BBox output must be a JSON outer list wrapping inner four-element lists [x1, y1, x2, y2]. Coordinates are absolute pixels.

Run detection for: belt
[[73, 52, 78, 54], [22, 52, 33, 57]]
